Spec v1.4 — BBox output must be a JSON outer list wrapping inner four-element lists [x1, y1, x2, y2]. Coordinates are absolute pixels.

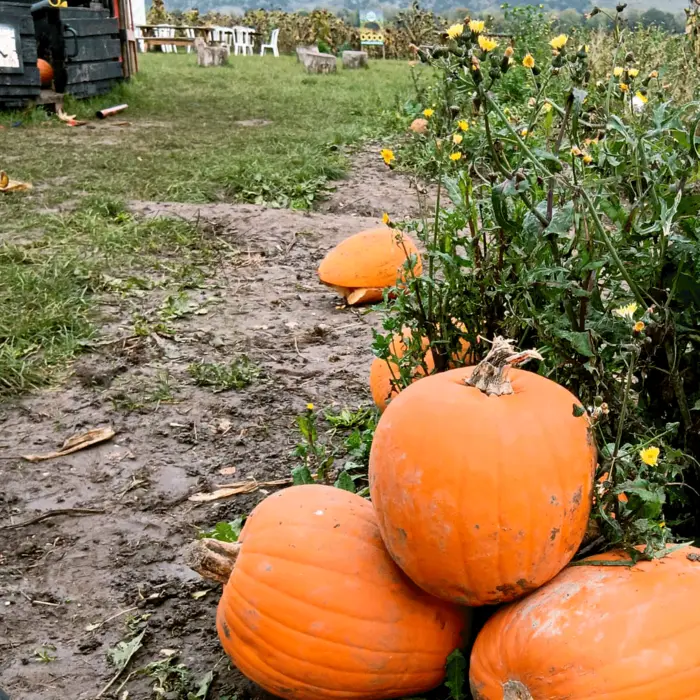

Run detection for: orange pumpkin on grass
[[215, 485, 468, 700], [370, 326, 472, 412], [370, 337, 596, 606], [469, 546, 700, 699], [318, 227, 421, 306]]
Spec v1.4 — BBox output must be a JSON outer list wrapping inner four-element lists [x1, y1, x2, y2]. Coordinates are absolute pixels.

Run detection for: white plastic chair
[[210, 25, 233, 47], [260, 27, 279, 57], [154, 24, 176, 53], [135, 25, 145, 53], [233, 26, 255, 55]]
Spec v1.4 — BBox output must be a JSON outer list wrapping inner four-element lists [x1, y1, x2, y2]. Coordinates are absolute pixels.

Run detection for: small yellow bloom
[[520, 128, 528, 137], [549, 34, 568, 50], [478, 35, 499, 52], [457, 119, 469, 131], [306, 403, 315, 411], [619, 82, 629, 93], [659, 521, 666, 529], [380, 148, 395, 165], [613, 66, 623, 77], [452, 133, 463, 145], [446, 23, 464, 40], [523, 53, 535, 69], [583, 154, 593, 164], [382, 212, 391, 225], [543, 102, 552, 113], [614, 302, 638, 320], [633, 320, 645, 333], [628, 68, 639, 78], [635, 91, 648, 104], [649, 70, 659, 79], [423, 108, 434, 118], [449, 152, 462, 161], [468, 19, 485, 33], [640, 446, 660, 467]]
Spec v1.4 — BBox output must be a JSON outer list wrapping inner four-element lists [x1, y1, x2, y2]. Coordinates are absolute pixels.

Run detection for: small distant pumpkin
[[318, 227, 421, 306], [370, 337, 596, 607], [470, 546, 700, 699], [370, 325, 472, 412], [209, 485, 467, 700], [37, 59, 54, 88], [409, 118, 428, 134]]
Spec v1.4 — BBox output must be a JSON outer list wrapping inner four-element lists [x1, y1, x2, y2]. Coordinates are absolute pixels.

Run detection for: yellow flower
[[449, 152, 462, 161], [583, 153, 593, 164], [423, 108, 434, 118], [478, 35, 499, 52], [635, 91, 648, 104], [633, 320, 645, 333], [380, 148, 395, 165], [613, 66, 623, 77], [520, 128, 528, 137], [543, 102, 552, 113], [468, 19, 485, 33], [619, 83, 629, 93], [446, 23, 464, 39], [523, 53, 535, 69], [628, 68, 639, 78], [452, 133, 463, 145], [457, 119, 469, 131], [649, 70, 659, 79], [549, 34, 568, 50], [382, 212, 391, 225], [639, 446, 660, 467], [306, 403, 315, 411], [614, 302, 638, 320]]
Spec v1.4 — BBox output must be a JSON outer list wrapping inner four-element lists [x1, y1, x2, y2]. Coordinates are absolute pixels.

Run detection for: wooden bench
[[142, 37, 194, 51]]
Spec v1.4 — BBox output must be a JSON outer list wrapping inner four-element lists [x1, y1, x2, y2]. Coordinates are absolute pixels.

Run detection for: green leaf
[[292, 466, 315, 485], [556, 329, 594, 357], [201, 518, 244, 543], [107, 628, 146, 671], [188, 670, 214, 699], [334, 470, 356, 493], [545, 202, 574, 237], [444, 649, 467, 700]]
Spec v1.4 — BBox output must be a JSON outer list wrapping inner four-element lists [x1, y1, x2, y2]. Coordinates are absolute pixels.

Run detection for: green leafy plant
[[188, 357, 260, 392], [199, 518, 244, 543], [379, 8, 700, 557]]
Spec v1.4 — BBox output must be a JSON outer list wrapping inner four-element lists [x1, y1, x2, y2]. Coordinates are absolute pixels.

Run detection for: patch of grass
[[188, 356, 260, 392]]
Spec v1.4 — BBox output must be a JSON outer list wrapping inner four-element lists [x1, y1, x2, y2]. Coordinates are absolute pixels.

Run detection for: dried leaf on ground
[[189, 478, 291, 502], [0, 171, 32, 192], [22, 426, 116, 462]]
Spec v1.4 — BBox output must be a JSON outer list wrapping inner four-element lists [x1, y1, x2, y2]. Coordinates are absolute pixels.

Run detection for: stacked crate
[[0, 0, 41, 110]]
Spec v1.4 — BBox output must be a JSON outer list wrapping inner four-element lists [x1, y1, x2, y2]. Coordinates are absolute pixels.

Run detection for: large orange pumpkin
[[369, 338, 596, 606], [216, 484, 468, 700], [37, 59, 53, 88], [470, 547, 700, 699], [318, 227, 421, 306], [370, 327, 472, 412]]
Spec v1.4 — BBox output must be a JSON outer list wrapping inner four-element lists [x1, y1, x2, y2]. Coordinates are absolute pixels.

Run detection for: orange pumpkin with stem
[[195, 485, 467, 700], [370, 337, 596, 606], [469, 546, 700, 699], [318, 227, 421, 306]]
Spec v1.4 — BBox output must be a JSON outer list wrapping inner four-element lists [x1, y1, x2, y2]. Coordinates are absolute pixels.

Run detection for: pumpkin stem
[[466, 337, 543, 396], [185, 538, 241, 584], [503, 680, 533, 700]]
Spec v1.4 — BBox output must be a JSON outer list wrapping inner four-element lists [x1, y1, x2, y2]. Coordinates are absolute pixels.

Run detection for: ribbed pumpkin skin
[[216, 485, 467, 700], [470, 547, 700, 699], [318, 228, 422, 290], [369, 366, 596, 606]]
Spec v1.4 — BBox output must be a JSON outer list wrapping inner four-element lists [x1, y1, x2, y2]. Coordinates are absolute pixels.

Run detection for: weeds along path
[[0, 145, 426, 698]]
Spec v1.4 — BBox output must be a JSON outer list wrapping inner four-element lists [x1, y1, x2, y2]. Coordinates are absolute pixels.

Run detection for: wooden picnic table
[[137, 24, 259, 52]]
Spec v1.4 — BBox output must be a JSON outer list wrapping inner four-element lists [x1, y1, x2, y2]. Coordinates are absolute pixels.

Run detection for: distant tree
[[640, 8, 678, 31], [555, 8, 583, 32]]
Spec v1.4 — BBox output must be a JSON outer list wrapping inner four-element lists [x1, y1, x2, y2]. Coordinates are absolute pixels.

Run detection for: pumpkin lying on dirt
[[187, 484, 467, 700], [369, 337, 596, 606], [317, 227, 421, 306], [469, 546, 700, 699], [369, 326, 472, 412]]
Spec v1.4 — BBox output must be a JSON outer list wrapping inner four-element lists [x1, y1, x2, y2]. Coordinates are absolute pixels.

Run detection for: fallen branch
[[185, 538, 241, 584], [1, 507, 105, 531]]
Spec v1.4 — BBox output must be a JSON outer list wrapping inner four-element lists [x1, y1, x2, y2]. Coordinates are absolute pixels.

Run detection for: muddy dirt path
[[0, 149, 427, 699]]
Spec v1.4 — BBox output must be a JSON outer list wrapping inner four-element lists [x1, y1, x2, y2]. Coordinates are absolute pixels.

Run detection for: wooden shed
[[0, 0, 138, 109]]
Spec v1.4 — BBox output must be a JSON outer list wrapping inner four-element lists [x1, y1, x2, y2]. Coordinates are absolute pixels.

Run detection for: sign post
[[359, 9, 385, 59]]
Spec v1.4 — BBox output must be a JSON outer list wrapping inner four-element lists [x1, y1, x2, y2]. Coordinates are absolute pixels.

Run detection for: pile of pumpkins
[[200, 226, 700, 699]]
